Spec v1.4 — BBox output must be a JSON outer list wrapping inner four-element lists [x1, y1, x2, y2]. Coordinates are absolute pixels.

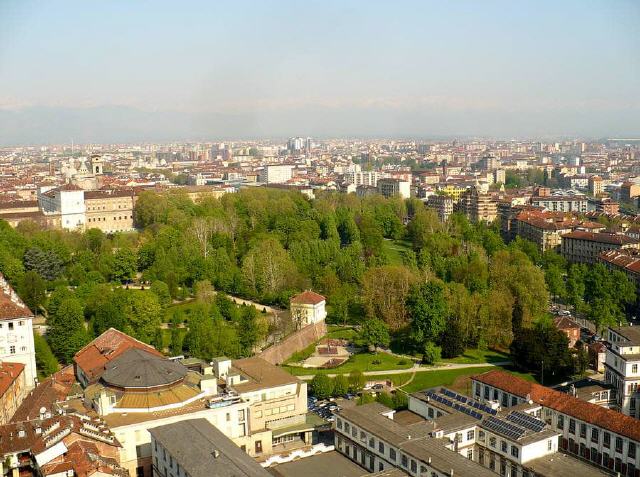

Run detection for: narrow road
[[294, 361, 511, 380]]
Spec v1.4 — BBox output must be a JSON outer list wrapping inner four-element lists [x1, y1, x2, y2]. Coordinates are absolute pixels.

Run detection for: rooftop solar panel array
[[438, 388, 497, 415], [506, 411, 545, 432], [423, 390, 484, 420], [483, 416, 526, 440]]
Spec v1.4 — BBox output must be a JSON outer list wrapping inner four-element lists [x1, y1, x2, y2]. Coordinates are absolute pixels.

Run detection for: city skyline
[[0, 0, 639, 143]]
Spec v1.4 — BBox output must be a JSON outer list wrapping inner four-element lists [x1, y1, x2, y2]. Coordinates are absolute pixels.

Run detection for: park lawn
[[383, 239, 413, 265], [375, 365, 536, 394], [283, 352, 413, 376], [441, 348, 510, 365], [326, 325, 359, 342]]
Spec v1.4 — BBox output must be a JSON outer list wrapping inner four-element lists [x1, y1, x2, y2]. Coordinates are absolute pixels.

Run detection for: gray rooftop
[[150, 419, 270, 477], [611, 325, 640, 345], [101, 348, 187, 388]]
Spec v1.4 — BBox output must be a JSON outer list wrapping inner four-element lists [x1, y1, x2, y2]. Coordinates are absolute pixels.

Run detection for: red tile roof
[[0, 273, 33, 321], [290, 290, 326, 305], [0, 362, 25, 397], [553, 316, 580, 330], [562, 230, 639, 245], [11, 366, 76, 423], [73, 328, 161, 383], [473, 370, 640, 442]]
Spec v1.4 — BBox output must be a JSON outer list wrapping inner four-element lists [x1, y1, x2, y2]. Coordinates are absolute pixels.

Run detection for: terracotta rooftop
[[0, 362, 25, 397], [562, 230, 639, 245], [73, 328, 162, 384], [472, 370, 640, 442], [553, 316, 580, 330], [11, 366, 77, 423], [290, 290, 325, 305], [0, 273, 33, 320]]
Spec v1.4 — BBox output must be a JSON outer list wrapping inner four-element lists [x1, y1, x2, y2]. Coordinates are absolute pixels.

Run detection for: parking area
[[308, 395, 357, 422], [267, 451, 367, 477]]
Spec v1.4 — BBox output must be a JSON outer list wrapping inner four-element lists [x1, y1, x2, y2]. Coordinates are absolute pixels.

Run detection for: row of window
[[0, 345, 27, 354], [87, 215, 133, 222], [0, 321, 26, 330], [558, 415, 637, 457]]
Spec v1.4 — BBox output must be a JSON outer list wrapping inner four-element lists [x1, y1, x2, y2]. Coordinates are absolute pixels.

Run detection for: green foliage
[[440, 319, 465, 359], [422, 341, 441, 364], [18, 271, 46, 312], [47, 296, 90, 363], [348, 370, 366, 392], [406, 281, 448, 351], [310, 374, 334, 399], [23, 246, 65, 281], [510, 321, 574, 382], [111, 248, 137, 283], [34, 332, 59, 377], [360, 318, 391, 350], [150, 280, 172, 308], [333, 374, 349, 396]]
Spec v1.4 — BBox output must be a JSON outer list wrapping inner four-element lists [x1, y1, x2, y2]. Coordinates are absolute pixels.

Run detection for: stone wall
[[258, 320, 327, 365]]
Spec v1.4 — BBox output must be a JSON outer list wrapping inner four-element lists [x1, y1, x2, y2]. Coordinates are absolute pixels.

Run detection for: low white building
[[289, 291, 327, 328], [37, 183, 86, 230]]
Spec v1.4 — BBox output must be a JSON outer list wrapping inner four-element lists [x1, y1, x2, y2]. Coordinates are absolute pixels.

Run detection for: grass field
[[375, 365, 536, 394], [383, 239, 413, 265], [441, 348, 510, 365], [284, 351, 414, 376]]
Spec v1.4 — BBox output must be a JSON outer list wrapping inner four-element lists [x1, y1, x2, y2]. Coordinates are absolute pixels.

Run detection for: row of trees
[[310, 371, 366, 399]]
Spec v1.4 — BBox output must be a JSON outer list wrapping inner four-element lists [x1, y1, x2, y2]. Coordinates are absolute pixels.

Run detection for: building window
[[467, 430, 474, 441], [337, 418, 342, 430], [629, 442, 636, 459], [603, 432, 610, 448], [548, 440, 552, 451], [389, 448, 396, 461], [490, 437, 496, 448], [467, 449, 473, 459], [591, 428, 599, 443], [8, 322, 13, 330], [410, 460, 417, 473], [569, 419, 576, 434], [501, 440, 507, 452], [369, 438, 374, 448], [344, 423, 350, 433], [633, 364, 638, 373], [255, 440, 262, 454], [9, 346, 15, 354], [511, 446, 519, 458], [378, 441, 384, 454], [401, 454, 408, 468], [580, 423, 586, 438], [615, 437, 623, 453], [136, 467, 144, 477], [557, 415, 564, 430]]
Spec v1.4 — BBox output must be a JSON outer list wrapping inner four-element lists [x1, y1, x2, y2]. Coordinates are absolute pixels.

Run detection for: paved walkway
[[294, 361, 511, 380]]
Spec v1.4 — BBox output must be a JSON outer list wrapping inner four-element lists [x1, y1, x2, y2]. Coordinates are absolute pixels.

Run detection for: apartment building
[[150, 419, 270, 477], [259, 165, 294, 184], [84, 189, 137, 233], [599, 249, 640, 289], [472, 370, 640, 476], [605, 326, 640, 418], [0, 274, 37, 389], [530, 195, 588, 213], [456, 187, 497, 223], [425, 195, 454, 222], [561, 231, 640, 264], [0, 362, 26, 425], [378, 179, 411, 199], [514, 211, 604, 252], [344, 170, 379, 187]]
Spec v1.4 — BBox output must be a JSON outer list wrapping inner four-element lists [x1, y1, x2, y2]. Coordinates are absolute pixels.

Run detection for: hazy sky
[[0, 0, 639, 143]]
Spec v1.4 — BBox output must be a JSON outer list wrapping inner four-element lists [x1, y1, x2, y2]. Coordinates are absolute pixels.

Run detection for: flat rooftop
[[267, 451, 367, 477], [526, 452, 611, 476]]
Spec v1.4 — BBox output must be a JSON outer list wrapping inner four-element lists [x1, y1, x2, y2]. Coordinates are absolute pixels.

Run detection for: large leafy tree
[[360, 318, 391, 351], [406, 280, 449, 351], [47, 296, 90, 363]]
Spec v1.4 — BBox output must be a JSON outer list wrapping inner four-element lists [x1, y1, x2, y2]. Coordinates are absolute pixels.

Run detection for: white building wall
[[0, 316, 37, 388]]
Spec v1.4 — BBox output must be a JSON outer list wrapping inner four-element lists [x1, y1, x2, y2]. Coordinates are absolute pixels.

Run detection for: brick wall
[[258, 320, 327, 365]]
